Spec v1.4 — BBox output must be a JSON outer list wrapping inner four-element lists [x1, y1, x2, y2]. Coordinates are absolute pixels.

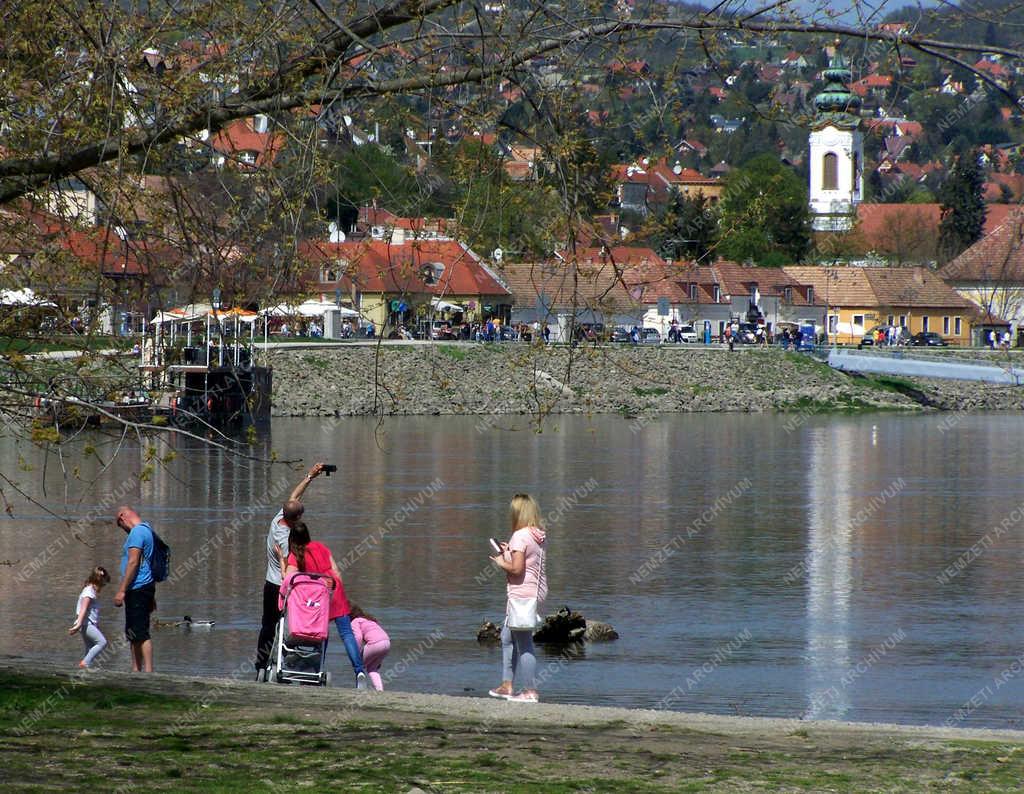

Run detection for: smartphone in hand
[[489, 538, 504, 555]]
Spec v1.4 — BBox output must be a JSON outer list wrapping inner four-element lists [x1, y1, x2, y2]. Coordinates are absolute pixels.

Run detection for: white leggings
[[81, 624, 107, 667]]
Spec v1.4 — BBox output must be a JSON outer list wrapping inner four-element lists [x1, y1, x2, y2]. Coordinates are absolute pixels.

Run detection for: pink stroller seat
[[279, 572, 330, 644]]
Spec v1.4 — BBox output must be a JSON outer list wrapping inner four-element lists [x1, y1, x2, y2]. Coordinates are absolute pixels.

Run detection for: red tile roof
[[301, 239, 509, 297], [865, 119, 924, 138], [939, 207, 1024, 283], [711, 261, 817, 305], [612, 159, 721, 204], [209, 118, 285, 167], [855, 203, 1016, 255], [572, 246, 665, 266]]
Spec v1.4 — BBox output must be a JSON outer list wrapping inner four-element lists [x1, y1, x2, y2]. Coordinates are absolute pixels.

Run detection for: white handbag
[[505, 547, 545, 630], [506, 595, 540, 630]]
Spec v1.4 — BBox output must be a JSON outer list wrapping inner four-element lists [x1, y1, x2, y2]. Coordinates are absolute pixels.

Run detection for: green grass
[[302, 354, 330, 371], [5, 672, 1024, 792], [633, 386, 669, 397], [0, 335, 133, 354], [437, 344, 469, 361]]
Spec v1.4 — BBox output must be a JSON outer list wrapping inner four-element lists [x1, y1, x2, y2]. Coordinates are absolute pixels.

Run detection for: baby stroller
[[266, 572, 331, 686]]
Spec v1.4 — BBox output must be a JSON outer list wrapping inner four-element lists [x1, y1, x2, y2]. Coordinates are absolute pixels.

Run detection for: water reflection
[[805, 422, 855, 719], [2, 412, 1024, 727]]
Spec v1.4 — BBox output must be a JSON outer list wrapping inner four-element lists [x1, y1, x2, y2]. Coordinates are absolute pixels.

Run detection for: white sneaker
[[356, 672, 368, 690]]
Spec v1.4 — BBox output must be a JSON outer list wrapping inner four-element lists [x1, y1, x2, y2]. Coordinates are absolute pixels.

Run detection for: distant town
[[3, 7, 1024, 357]]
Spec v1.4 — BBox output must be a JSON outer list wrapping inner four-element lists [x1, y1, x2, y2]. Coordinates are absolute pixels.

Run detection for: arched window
[[822, 152, 838, 191]]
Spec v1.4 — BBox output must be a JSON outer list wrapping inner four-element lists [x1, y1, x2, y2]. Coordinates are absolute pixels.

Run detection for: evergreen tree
[[655, 190, 719, 262], [938, 150, 986, 260]]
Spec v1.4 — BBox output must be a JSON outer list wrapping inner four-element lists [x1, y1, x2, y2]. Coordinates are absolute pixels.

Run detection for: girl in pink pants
[[350, 605, 391, 691]]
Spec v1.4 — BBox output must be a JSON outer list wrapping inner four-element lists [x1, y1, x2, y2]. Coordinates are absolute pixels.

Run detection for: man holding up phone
[[254, 461, 326, 678]]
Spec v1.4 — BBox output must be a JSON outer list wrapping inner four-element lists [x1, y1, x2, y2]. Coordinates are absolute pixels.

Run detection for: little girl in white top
[[69, 566, 111, 668]]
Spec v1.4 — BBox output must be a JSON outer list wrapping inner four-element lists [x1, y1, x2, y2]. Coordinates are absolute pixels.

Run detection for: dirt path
[[4, 659, 1024, 792]]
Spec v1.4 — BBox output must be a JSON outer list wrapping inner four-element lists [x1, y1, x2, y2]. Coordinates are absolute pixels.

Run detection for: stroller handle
[[279, 571, 333, 602]]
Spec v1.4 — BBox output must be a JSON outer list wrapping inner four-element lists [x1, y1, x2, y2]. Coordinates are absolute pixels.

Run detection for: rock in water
[[478, 607, 618, 643], [476, 621, 501, 643], [583, 621, 619, 642], [533, 606, 587, 643]]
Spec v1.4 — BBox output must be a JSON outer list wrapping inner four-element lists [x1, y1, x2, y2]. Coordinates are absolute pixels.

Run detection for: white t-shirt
[[265, 510, 291, 585], [76, 585, 100, 627]]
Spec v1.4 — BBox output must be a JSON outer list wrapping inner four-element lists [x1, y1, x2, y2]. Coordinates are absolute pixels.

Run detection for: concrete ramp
[[828, 348, 1024, 385]]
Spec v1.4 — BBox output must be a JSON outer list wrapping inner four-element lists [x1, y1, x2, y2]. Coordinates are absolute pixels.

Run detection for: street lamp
[[210, 288, 222, 366]]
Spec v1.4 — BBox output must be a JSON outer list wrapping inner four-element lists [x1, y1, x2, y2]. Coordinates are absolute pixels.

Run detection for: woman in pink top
[[488, 493, 547, 703], [349, 605, 391, 691]]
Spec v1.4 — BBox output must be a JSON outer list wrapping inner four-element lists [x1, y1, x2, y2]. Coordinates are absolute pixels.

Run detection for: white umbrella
[[0, 288, 57, 307], [431, 297, 463, 313], [265, 300, 358, 318]]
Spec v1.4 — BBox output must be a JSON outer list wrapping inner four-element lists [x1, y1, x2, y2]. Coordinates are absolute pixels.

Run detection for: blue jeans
[[333, 615, 365, 675], [501, 623, 537, 690]]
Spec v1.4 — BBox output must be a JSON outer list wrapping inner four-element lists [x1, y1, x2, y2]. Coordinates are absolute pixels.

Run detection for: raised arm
[[289, 462, 325, 502]]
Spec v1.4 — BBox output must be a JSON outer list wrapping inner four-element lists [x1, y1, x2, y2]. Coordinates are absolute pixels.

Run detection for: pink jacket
[[351, 616, 389, 649]]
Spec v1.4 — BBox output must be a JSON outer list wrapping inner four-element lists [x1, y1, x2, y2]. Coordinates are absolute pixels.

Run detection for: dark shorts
[[125, 583, 156, 643]]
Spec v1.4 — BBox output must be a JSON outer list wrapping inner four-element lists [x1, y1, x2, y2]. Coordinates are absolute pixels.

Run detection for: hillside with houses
[[4, 1, 1024, 366]]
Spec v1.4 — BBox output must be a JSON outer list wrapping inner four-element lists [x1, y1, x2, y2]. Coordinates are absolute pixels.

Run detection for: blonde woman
[[489, 493, 547, 703]]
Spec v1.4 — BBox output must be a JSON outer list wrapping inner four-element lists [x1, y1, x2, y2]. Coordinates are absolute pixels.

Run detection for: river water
[[2, 412, 1023, 728]]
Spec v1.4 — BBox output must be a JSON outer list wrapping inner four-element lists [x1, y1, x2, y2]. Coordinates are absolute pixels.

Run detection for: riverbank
[[3, 661, 1024, 792], [268, 344, 1024, 417]]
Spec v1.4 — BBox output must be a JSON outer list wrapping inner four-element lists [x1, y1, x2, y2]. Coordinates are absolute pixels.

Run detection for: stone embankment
[[267, 344, 1024, 417]]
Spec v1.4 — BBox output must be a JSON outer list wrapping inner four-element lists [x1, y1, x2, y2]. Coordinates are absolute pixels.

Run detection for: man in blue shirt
[[113, 506, 157, 672]]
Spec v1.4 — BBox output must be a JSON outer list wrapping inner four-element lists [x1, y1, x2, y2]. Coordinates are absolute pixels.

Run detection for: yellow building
[[783, 266, 975, 345]]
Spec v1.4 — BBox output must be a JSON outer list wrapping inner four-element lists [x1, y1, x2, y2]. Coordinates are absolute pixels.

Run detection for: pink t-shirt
[[506, 526, 547, 602], [285, 541, 350, 619], [351, 616, 389, 649]]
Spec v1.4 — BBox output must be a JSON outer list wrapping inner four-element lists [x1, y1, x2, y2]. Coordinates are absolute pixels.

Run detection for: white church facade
[[808, 50, 864, 232]]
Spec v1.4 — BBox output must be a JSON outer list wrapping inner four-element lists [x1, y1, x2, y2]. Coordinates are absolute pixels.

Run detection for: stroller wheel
[[321, 672, 331, 687]]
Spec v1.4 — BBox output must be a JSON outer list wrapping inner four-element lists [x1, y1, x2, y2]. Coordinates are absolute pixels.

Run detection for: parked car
[[610, 327, 631, 343], [735, 323, 759, 344], [427, 321, 457, 340], [640, 328, 661, 344], [677, 324, 699, 343], [860, 325, 911, 348], [910, 331, 948, 347]]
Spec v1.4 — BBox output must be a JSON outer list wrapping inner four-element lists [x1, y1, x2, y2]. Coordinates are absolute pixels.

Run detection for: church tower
[[809, 46, 863, 231]]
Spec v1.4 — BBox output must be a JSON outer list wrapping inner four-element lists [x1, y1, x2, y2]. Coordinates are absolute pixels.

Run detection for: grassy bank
[[4, 667, 1024, 792]]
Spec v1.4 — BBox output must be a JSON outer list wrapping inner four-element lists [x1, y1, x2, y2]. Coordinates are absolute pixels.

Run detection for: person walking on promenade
[[350, 605, 391, 691], [255, 462, 326, 679], [282, 522, 368, 689], [69, 566, 111, 668], [113, 507, 158, 672], [488, 493, 548, 703]]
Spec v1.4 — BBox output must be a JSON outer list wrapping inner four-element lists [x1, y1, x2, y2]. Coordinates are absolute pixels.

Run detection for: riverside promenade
[[4, 659, 1024, 791]]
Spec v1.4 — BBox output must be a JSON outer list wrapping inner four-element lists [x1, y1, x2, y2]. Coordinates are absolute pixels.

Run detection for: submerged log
[[476, 606, 618, 644]]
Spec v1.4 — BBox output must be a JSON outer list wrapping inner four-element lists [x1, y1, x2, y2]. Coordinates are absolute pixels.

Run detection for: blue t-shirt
[[121, 521, 155, 589]]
